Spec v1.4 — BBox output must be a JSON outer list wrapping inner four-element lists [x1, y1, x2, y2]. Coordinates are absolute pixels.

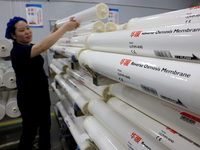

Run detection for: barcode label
[[154, 50, 173, 58], [141, 84, 158, 96], [180, 115, 196, 125]]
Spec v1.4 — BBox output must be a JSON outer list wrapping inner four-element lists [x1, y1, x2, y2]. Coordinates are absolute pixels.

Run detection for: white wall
[[0, 0, 197, 43]]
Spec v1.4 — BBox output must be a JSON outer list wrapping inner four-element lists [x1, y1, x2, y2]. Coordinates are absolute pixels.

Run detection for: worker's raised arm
[[31, 19, 79, 58]]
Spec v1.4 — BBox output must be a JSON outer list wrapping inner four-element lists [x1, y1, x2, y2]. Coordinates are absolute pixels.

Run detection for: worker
[[5, 16, 79, 150]]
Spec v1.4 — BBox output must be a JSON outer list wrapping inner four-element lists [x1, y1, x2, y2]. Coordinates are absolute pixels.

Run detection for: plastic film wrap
[[66, 67, 109, 100], [0, 91, 9, 120], [56, 102, 93, 150], [50, 63, 64, 75], [109, 83, 200, 145], [127, 6, 200, 30], [83, 116, 126, 150], [52, 59, 66, 71], [6, 90, 20, 118], [116, 23, 127, 31], [0, 67, 5, 87], [86, 23, 200, 62], [88, 99, 169, 150], [55, 74, 99, 115], [0, 39, 13, 57], [56, 3, 109, 28], [78, 50, 200, 114], [108, 97, 200, 149], [3, 67, 16, 89]]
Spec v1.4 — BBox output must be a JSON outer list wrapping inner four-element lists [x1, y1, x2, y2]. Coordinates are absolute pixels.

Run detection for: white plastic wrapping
[[62, 74, 102, 101], [52, 59, 66, 71], [127, 6, 200, 30], [116, 23, 127, 31], [0, 91, 9, 120], [88, 99, 169, 150], [3, 67, 16, 89], [50, 63, 64, 75], [50, 45, 84, 60], [56, 102, 93, 150], [109, 83, 200, 145], [57, 35, 88, 48], [83, 116, 126, 150], [105, 22, 117, 32], [66, 67, 109, 99], [51, 82, 64, 99], [6, 90, 20, 118], [0, 39, 13, 57], [73, 21, 106, 36], [108, 97, 200, 150], [78, 50, 200, 114], [55, 74, 100, 114], [86, 23, 200, 62], [56, 3, 109, 28], [0, 67, 5, 87]]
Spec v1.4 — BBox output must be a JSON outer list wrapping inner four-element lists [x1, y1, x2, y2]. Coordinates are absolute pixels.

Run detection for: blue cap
[[5, 16, 27, 39]]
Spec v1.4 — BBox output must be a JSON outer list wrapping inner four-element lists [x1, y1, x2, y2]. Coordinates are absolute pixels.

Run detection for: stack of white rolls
[[0, 39, 13, 57], [0, 91, 9, 120], [50, 3, 200, 149]]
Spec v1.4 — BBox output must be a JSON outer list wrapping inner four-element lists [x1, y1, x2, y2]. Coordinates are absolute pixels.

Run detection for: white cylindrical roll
[[3, 67, 16, 89], [108, 97, 200, 150], [109, 83, 200, 145], [0, 91, 9, 120], [116, 23, 127, 30], [49, 63, 64, 75], [66, 67, 109, 100], [105, 22, 117, 32], [0, 39, 13, 57], [78, 50, 200, 114], [6, 90, 20, 118], [56, 102, 93, 150], [0, 67, 5, 87], [83, 116, 126, 150], [88, 99, 169, 150], [86, 23, 200, 62], [50, 45, 84, 60], [56, 3, 109, 28], [52, 59, 65, 71], [74, 21, 106, 36], [57, 35, 88, 48], [127, 7, 200, 30], [62, 74, 102, 101], [55, 74, 96, 115], [51, 82, 64, 99]]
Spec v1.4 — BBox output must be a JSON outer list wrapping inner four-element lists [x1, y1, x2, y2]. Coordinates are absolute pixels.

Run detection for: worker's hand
[[63, 17, 80, 31], [50, 24, 58, 34]]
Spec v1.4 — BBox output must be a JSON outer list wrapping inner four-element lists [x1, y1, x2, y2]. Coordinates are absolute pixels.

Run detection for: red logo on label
[[130, 132, 142, 144], [66, 40, 70, 43], [120, 59, 132, 66], [166, 127, 177, 134], [190, 6, 200, 10], [130, 31, 142, 37], [61, 51, 65, 53]]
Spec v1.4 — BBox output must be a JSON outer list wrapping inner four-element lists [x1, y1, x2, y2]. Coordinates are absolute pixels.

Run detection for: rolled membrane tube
[[49, 63, 64, 75], [55, 74, 101, 115], [105, 22, 117, 32], [50, 45, 84, 59], [127, 6, 200, 30], [56, 3, 109, 28], [83, 116, 126, 150], [109, 83, 200, 145], [6, 90, 21, 118], [0, 39, 13, 57], [52, 59, 65, 71], [0, 91, 9, 120], [56, 102, 93, 150], [108, 97, 200, 150], [88, 99, 170, 150], [86, 23, 200, 62], [3, 67, 16, 89], [57, 35, 88, 48], [78, 50, 200, 114], [73, 21, 106, 36], [66, 67, 109, 100], [116, 23, 127, 31]]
